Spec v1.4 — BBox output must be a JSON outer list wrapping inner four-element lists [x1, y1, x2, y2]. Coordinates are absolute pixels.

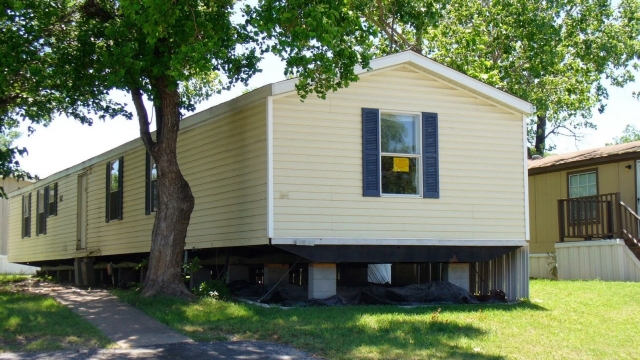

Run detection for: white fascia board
[[271, 237, 528, 247], [523, 115, 530, 241], [266, 96, 274, 238], [9, 85, 274, 198], [271, 51, 535, 115]]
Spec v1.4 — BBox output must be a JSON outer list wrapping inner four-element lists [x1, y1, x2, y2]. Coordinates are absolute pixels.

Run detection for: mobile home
[[528, 142, 640, 280], [8, 51, 533, 300]]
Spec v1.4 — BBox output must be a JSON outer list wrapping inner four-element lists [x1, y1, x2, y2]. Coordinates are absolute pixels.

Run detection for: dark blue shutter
[[145, 152, 151, 215], [43, 186, 48, 234], [21, 195, 25, 238], [362, 108, 381, 197], [27, 193, 31, 237], [52, 183, 58, 216], [118, 156, 124, 220], [105, 162, 111, 223], [422, 112, 439, 198], [36, 190, 40, 236]]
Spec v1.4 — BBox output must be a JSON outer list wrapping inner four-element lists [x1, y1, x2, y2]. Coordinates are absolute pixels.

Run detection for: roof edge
[[8, 85, 273, 198], [528, 152, 640, 176]]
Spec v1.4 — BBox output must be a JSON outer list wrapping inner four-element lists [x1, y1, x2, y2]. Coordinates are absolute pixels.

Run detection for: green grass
[[114, 279, 640, 359], [0, 274, 31, 285], [0, 274, 111, 353]]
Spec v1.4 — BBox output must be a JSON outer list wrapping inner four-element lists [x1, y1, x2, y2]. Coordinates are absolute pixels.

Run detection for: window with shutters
[[22, 193, 31, 238], [380, 113, 421, 195], [106, 158, 124, 221], [145, 152, 158, 214], [362, 108, 439, 198], [35, 184, 57, 235]]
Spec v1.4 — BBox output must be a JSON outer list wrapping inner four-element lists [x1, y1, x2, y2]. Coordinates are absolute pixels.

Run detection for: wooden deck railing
[[558, 193, 619, 242], [619, 201, 640, 247]]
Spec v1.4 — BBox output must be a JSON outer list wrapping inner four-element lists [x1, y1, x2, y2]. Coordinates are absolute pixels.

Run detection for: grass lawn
[[114, 279, 640, 359], [0, 275, 111, 353]]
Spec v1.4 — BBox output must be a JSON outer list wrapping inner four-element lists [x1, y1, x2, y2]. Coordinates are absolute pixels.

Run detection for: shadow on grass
[[115, 291, 549, 359]]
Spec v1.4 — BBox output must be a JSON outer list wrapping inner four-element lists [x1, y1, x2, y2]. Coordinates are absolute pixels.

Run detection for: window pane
[[587, 172, 596, 185], [111, 160, 119, 192], [381, 114, 418, 154], [578, 186, 587, 197], [48, 187, 55, 214], [569, 186, 577, 198], [151, 161, 158, 181], [381, 156, 419, 195], [110, 192, 120, 220], [578, 173, 587, 186], [569, 175, 579, 187], [587, 184, 597, 196], [38, 192, 44, 213]]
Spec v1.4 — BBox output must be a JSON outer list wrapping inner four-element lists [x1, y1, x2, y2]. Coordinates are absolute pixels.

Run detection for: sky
[[13, 54, 640, 179]]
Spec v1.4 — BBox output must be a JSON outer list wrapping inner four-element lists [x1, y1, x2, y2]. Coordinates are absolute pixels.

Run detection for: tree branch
[[80, 0, 115, 22], [129, 87, 156, 153]]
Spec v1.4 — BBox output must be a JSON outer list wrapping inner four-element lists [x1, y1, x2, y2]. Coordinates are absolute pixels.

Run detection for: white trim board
[[271, 238, 528, 247], [555, 239, 626, 248], [266, 96, 274, 238], [523, 114, 530, 240]]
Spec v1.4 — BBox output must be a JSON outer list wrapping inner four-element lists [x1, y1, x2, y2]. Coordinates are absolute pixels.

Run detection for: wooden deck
[[557, 192, 640, 260]]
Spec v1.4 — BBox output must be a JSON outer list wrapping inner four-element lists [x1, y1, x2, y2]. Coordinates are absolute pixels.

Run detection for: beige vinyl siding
[[272, 64, 526, 240], [8, 175, 80, 262], [528, 160, 637, 254], [8, 98, 268, 263], [2, 178, 30, 256]]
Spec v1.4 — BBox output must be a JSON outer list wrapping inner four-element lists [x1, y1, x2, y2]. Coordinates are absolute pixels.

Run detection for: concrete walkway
[[47, 288, 193, 348], [5, 283, 318, 359]]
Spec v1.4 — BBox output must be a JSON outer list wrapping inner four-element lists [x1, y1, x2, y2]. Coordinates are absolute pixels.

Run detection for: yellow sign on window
[[393, 157, 410, 172]]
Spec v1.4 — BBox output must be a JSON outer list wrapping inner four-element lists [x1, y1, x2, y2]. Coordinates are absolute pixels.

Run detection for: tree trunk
[[140, 79, 195, 298], [534, 114, 547, 156]]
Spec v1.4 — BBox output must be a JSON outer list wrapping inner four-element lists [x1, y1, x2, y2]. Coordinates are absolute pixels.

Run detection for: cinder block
[[308, 263, 336, 299], [446, 263, 470, 292]]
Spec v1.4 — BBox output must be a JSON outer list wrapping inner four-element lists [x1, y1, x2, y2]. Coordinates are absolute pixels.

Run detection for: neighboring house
[[1, 177, 38, 274], [7, 51, 533, 300], [528, 141, 640, 280]]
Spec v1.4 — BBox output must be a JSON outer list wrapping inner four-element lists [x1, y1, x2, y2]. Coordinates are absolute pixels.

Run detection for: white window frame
[[378, 110, 423, 198]]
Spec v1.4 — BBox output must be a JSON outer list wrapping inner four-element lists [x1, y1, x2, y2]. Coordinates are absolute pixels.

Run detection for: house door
[[77, 174, 87, 249]]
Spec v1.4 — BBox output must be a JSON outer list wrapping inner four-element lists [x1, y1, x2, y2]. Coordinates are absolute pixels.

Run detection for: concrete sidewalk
[[45, 288, 193, 348], [10, 282, 318, 359]]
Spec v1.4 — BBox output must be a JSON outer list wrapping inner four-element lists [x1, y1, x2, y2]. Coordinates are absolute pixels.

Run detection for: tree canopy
[[607, 124, 640, 145], [1, 0, 376, 297], [355, 0, 640, 155]]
